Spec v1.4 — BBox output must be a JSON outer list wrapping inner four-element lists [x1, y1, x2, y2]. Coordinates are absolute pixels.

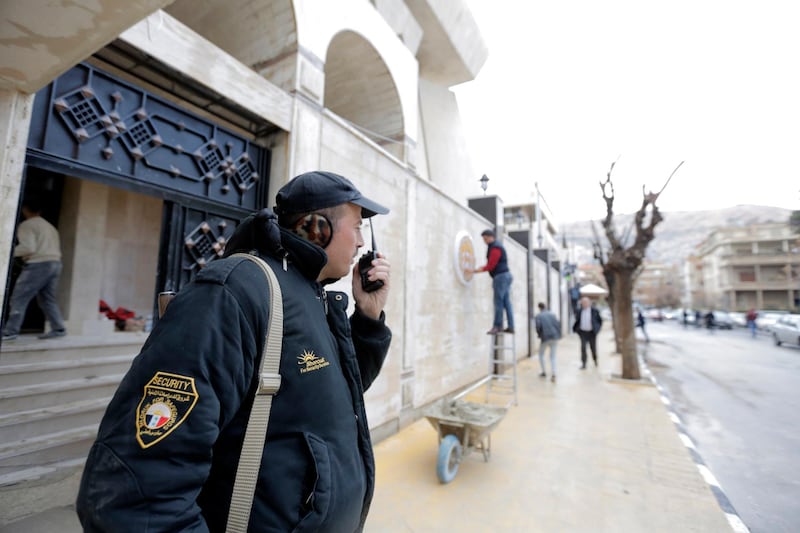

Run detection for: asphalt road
[[644, 321, 800, 533]]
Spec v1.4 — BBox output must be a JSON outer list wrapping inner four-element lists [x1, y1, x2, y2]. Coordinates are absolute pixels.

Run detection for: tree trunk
[[602, 270, 622, 353], [613, 271, 640, 380]]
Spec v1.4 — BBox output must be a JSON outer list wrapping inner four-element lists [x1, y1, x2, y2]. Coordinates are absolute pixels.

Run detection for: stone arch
[[324, 30, 405, 160], [165, 0, 298, 92]]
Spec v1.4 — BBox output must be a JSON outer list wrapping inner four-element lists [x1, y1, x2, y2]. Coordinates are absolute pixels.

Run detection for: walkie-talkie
[[358, 218, 384, 293]]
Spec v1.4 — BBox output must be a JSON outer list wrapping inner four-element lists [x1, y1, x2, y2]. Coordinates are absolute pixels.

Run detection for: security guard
[[77, 171, 392, 532]]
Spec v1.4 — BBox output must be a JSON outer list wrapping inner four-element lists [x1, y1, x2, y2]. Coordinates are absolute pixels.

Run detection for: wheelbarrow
[[423, 396, 508, 483]]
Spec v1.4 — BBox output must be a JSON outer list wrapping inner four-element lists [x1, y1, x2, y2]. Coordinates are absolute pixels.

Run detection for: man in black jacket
[[76, 171, 392, 532], [572, 296, 602, 369]]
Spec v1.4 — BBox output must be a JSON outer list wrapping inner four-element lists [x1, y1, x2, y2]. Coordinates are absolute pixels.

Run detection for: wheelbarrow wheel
[[436, 434, 463, 484]]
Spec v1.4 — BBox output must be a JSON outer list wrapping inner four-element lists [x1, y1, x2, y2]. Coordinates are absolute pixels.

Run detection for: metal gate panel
[[27, 62, 270, 212]]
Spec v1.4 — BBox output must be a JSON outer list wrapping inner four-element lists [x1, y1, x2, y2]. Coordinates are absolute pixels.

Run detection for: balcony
[[719, 253, 799, 267], [723, 279, 799, 291]]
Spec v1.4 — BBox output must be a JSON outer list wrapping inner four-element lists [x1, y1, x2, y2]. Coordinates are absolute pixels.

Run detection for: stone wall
[[319, 114, 529, 430]]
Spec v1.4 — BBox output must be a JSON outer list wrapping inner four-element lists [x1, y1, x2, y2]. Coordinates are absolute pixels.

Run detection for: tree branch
[[600, 161, 623, 252], [658, 160, 684, 196], [590, 220, 607, 265]]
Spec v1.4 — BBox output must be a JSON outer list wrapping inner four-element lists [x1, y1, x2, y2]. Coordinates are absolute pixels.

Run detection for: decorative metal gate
[[26, 62, 271, 298]]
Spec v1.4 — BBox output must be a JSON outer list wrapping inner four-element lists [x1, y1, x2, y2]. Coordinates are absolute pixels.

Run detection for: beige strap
[[226, 253, 283, 533]]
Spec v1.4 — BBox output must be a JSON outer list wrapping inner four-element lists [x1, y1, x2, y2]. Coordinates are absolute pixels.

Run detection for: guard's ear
[[290, 213, 333, 248]]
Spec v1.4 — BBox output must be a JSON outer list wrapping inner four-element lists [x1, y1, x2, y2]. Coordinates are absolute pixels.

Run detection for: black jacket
[[77, 215, 392, 532], [573, 307, 603, 335]]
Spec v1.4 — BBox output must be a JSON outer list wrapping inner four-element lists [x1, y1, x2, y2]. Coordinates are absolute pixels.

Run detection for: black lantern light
[[479, 174, 489, 194]]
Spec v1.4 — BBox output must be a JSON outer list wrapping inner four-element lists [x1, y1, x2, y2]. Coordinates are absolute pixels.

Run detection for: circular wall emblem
[[454, 231, 476, 285]]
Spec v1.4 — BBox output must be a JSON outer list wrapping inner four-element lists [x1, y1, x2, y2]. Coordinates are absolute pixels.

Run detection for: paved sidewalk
[[365, 331, 733, 532], [2, 331, 733, 532]]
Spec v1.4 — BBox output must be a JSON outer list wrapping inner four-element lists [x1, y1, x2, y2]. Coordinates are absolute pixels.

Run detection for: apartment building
[[633, 262, 682, 308], [689, 222, 800, 310]]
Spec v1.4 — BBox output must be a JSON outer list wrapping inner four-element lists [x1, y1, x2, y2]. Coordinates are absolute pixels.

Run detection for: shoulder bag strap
[[226, 253, 284, 533]]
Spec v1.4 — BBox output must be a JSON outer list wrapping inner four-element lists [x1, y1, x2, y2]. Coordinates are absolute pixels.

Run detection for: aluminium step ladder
[[486, 331, 518, 407]]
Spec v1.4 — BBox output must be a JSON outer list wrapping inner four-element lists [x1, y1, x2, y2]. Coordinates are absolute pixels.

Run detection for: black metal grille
[[69, 100, 101, 128], [128, 121, 155, 147], [231, 157, 256, 190], [202, 150, 222, 172], [31, 62, 270, 210]]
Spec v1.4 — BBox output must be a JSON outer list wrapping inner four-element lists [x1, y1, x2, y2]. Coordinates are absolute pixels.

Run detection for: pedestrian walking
[[573, 296, 602, 369], [636, 307, 650, 343], [746, 308, 758, 338], [1, 199, 66, 341], [535, 302, 561, 382], [705, 310, 715, 332]]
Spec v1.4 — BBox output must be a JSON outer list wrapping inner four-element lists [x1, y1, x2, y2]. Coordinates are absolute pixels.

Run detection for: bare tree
[[591, 222, 621, 353], [596, 161, 683, 379]]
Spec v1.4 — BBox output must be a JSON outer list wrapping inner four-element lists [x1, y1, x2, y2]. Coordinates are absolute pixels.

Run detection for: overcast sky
[[454, 0, 800, 223]]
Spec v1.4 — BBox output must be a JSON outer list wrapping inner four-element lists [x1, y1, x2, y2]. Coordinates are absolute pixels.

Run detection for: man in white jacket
[[2, 199, 66, 340]]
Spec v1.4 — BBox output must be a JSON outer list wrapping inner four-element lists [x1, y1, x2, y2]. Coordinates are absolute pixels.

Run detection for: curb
[[637, 354, 750, 533]]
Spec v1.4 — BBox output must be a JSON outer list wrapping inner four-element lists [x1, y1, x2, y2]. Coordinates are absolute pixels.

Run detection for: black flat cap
[[275, 171, 389, 218]]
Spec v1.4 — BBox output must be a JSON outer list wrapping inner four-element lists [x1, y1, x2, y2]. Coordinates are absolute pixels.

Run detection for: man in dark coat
[[572, 296, 603, 369], [76, 171, 392, 532]]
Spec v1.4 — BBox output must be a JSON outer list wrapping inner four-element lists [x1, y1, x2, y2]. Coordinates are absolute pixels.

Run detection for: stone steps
[[0, 425, 98, 482], [0, 355, 134, 389], [0, 335, 144, 491], [0, 374, 126, 411], [0, 397, 111, 443]]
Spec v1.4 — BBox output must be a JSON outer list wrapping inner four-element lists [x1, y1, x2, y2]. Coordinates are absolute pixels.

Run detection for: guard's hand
[[353, 252, 390, 320]]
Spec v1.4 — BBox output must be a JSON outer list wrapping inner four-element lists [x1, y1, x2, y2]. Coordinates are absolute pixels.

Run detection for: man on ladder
[[467, 229, 515, 335], [467, 229, 517, 406]]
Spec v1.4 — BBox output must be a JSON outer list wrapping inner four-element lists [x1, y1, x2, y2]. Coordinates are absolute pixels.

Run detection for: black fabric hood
[[222, 208, 329, 282]]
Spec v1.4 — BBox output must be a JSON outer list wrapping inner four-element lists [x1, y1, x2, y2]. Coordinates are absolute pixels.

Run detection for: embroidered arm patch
[[136, 372, 199, 449]]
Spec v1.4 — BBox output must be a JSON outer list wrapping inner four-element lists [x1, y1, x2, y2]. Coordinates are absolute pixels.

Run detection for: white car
[[757, 311, 789, 332], [772, 315, 800, 348]]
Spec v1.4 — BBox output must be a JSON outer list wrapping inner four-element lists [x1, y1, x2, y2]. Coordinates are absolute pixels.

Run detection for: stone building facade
[[688, 222, 800, 311]]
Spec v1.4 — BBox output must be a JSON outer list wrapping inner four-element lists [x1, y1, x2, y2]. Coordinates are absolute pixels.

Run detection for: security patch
[[136, 371, 199, 449]]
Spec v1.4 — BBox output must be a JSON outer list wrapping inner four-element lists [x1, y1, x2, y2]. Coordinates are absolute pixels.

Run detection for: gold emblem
[[455, 231, 476, 284], [297, 349, 330, 374], [136, 372, 199, 449]]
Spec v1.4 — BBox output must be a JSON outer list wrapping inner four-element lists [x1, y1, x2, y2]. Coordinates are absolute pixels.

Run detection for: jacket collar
[[223, 208, 329, 282], [279, 227, 329, 281]]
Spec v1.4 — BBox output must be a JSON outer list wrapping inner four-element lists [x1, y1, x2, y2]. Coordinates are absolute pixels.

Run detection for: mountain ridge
[[562, 204, 793, 265]]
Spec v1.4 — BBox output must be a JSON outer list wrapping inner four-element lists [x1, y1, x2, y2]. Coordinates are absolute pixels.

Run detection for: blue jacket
[[535, 310, 561, 341], [77, 223, 391, 532]]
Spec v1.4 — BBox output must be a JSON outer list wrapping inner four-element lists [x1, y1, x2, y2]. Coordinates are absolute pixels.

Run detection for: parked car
[[645, 308, 664, 322], [711, 311, 734, 330], [772, 315, 800, 347], [728, 311, 746, 328], [757, 311, 790, 332]]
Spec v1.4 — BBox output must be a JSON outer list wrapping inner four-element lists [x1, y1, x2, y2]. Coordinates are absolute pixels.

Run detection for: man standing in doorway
[[468, 229, 514, 335], [573, 296, 602, 369], [2, 199, 66, 341]]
